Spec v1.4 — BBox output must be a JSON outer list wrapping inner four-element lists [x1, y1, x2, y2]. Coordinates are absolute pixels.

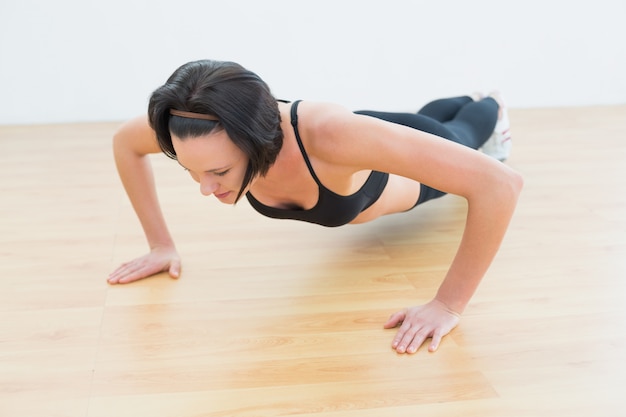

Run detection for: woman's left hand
[[384, 299, 461, 354]]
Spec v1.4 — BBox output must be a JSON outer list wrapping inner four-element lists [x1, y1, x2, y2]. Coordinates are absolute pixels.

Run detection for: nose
[[199, 177, 219, 196]]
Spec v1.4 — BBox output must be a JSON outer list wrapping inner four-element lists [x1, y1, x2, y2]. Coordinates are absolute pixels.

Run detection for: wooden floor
[[1, 105, 625, 416]]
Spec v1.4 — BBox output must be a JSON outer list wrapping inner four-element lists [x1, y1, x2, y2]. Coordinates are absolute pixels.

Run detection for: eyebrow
[[176, 160, 230, 173]]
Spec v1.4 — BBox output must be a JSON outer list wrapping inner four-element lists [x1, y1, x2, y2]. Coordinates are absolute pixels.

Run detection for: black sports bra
[[245, 100, 389, 227]]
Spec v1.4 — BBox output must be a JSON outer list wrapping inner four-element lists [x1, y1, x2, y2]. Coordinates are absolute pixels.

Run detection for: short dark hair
[[148, 59, 283, 202]]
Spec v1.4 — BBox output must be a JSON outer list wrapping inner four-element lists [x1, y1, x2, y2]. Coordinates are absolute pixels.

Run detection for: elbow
[[510, 168, 524, 196], [112, 127, 125, 154], [475, 164, 523, 207], [500, 167, 524, 206], [465, 165, 524, 214], [112, 131, 120, 156], [112, 127, 139, 165]]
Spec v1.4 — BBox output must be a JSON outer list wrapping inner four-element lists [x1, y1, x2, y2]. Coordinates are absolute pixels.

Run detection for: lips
[[214, 191, 231, 200]]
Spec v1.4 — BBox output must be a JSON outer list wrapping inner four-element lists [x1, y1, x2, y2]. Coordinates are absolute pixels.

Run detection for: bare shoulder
[[295, 101, 353, 132], [113, 114, 161, 155], [296, 101, 422, 170], [295, 101, 372, 165], [294, 100, 512, 199]]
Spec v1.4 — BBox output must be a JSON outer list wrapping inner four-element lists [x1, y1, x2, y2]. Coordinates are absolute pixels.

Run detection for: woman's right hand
[[108, 246, 181, 285], [110, 115, 181, 285]]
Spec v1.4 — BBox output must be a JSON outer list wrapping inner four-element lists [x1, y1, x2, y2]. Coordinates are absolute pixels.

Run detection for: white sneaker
[[481, 107, 512, 161]]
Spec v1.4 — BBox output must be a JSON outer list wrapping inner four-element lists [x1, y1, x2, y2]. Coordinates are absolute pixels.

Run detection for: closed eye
[[214, 169, 230, 177]]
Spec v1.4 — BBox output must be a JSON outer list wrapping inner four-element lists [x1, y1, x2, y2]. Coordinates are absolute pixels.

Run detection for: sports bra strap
[[290, 100, 323, 186]]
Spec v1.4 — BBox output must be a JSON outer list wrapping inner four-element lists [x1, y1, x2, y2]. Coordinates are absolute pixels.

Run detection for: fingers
[[393, 325, 432, 354], [108, 262, 152, 284], [107, 259, 163, 285], [383, 310, 406, 329], [168, 260, 181, 279], [428, 331, 443, 353], [114, 267, 152, 284], [387, 304, 459, 354], [107, 248, 181, 285], [387, 309, 430, 353], [107, 262, 134, 284]]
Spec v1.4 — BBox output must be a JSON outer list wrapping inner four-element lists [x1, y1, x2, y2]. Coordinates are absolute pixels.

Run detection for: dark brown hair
[[148, 60, 283, 202]]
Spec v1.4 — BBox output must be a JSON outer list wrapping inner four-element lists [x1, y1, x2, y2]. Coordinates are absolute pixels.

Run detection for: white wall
[[1, 0, 624, 125]]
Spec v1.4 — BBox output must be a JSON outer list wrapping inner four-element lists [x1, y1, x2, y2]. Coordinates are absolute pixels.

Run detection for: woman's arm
[[108, 115, 181, 284], [308, 103, 524, 352]]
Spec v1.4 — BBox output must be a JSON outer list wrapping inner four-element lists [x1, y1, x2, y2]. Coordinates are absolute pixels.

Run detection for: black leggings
[[355, 96, 499, 205]]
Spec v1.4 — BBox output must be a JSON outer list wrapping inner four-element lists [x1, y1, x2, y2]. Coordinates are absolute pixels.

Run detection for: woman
[[108, 59, 523, 354]]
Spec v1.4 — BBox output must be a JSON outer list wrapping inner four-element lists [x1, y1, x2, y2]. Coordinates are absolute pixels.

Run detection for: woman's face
[[172, 130, 249, 204]]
